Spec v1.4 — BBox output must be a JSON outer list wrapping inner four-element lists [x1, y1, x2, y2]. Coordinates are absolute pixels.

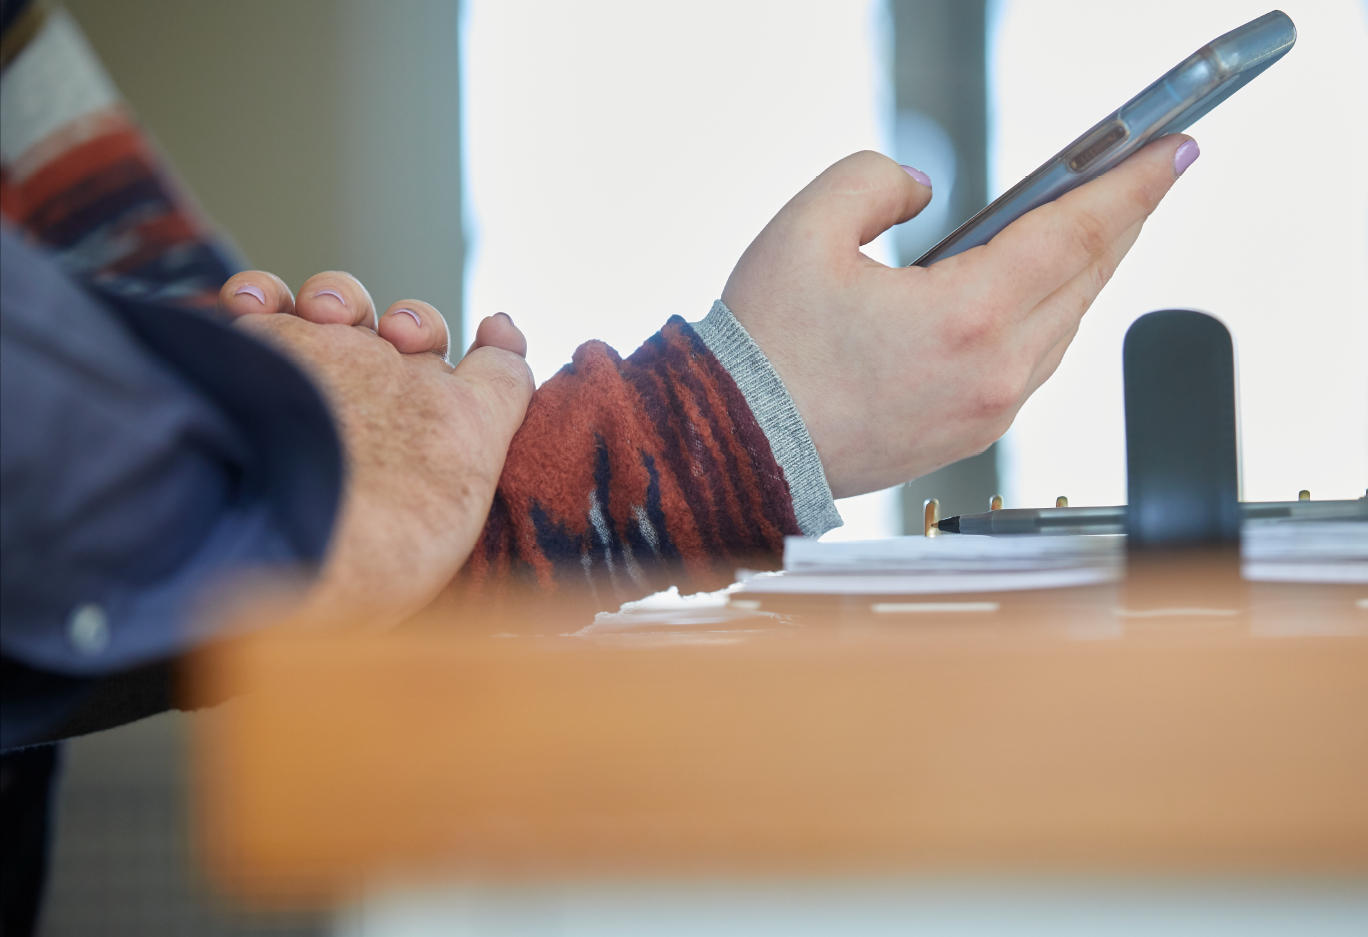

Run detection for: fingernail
[[392, 307, 422, 328], [233, 284, 266, 305], [901, 165, 932, 187], [495, 311, 515, 327], [1173, 139, 1200, 177], [312, 288, 347, 306]]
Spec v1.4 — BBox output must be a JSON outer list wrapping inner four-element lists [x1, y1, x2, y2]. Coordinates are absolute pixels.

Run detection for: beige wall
[[34, 11, 465, 931], [65, 0, 465, 341]]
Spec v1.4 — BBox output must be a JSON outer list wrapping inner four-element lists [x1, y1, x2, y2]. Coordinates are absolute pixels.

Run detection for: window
[[462, 0, 902, 538], [991, 1, 1368, 507]]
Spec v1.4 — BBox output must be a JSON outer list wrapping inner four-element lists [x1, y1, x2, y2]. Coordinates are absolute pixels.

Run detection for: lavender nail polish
[[312, 288, 347, 306], [1173, 139, 1200, 177], [233, 284, 266, 305], [901, 165, 932, 187], [393, 308, 422, 328]]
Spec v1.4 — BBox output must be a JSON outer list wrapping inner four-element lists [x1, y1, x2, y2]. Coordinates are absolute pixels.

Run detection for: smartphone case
[[913, 10, 1296, 266]]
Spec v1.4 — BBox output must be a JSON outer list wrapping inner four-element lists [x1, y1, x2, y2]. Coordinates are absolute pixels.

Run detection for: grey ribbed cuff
[[691, 300, 842, 537]]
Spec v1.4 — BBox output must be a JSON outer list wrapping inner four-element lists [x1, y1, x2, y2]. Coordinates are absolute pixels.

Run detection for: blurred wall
[[38, 4, 465, 934], [41, 715, 327, 936], [64, 0, 465, 338], [891, 0, 1001, 527]]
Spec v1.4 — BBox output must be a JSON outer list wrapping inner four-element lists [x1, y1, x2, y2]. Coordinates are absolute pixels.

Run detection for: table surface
[[188, 553, 1368, 907]]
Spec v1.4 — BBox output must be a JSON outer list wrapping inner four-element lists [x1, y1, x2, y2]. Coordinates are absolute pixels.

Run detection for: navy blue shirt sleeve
[[0, 226, 343, 749]]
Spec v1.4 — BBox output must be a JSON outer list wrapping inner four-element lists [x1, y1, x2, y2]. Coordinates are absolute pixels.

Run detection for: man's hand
[[218, 270, 533, 623], [721, 136, 1198, 498]]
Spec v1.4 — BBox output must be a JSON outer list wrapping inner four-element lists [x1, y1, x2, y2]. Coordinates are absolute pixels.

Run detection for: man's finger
[[450, 344, 535, 443], [981, 134, 1196, 309], [463, 312, 528, 359], [219, 270, 294, 318], [295, 271, 378, 330], [378, 300, 451, 359]]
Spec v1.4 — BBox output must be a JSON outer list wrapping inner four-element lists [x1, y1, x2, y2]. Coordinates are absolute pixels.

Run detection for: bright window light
[[462, 0, 901, 538], [991, 0, 1368, 508]]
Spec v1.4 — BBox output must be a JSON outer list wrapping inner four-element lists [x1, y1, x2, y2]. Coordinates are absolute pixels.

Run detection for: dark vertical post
[[1121, 309, 1244, 614], [1123, 309, 1241, 549], [891, 0, 998, 529]]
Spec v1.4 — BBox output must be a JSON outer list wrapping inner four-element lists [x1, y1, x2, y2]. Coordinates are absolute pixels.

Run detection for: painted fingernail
[[392, 307, 422, 328], [1173, 139, 1200, 177], [901, 165, 932, 187], [312, 288, 347, 306], [233, 284, 266, 305]]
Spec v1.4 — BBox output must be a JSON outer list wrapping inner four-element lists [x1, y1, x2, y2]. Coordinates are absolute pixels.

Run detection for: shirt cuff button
[[67, 603, 110, 655]]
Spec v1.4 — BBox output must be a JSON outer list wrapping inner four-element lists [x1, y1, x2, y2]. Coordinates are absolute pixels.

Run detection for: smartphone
[[912, 10, 1296, 267]]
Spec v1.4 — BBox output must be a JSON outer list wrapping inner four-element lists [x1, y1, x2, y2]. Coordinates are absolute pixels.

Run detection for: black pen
[[937, 498, 1368, 535]]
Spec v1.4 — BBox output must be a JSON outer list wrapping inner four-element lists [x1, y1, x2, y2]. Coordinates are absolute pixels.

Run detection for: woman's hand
[[722, 135, 1198, 498]]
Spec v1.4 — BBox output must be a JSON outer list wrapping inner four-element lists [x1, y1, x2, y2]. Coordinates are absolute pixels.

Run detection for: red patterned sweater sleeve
[[460, 317, 802, 608], [0, 6, 239, 306]]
